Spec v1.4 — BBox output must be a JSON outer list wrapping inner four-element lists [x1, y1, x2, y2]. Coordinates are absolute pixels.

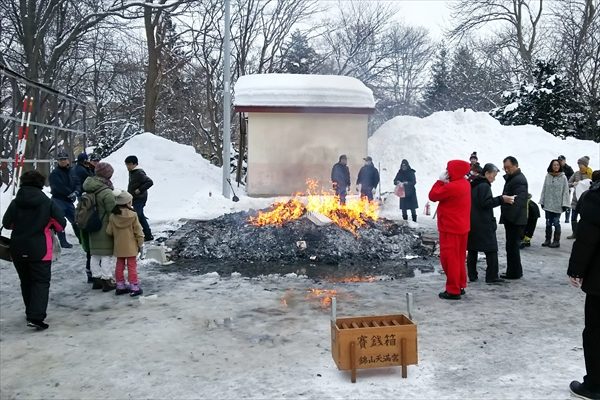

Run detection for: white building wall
[[246, 112, 368, 196]]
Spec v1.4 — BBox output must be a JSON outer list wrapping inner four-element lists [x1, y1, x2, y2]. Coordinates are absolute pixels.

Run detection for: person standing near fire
[[393, 159, 418, 222], [356, 156, 380, 201], [428, 159, 471, 300], [331, 154, 351, 205]]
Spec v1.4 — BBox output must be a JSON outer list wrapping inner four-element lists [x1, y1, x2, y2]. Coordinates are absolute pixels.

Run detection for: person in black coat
[[567, 171, 600, 400], [356, 156, 380, 201], [559, 155, 575, 223], [48, 151, 79, 248], [70, 152, 94, 199], [499, 156, 528, 279], [331, 154, 351, 205], [393, 159, 419, 222], [2, 170, 66, 330], [520, 194, 541, 248], [467, 163, 511, 283], [125, 155, 154, 241]]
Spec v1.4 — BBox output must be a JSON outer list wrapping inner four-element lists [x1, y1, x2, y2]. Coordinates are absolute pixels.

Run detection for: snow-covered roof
[[234, 74, 375, 109]]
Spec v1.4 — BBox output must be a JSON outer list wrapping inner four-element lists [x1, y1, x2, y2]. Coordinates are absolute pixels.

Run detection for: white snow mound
[[370, 110, 599, 214]]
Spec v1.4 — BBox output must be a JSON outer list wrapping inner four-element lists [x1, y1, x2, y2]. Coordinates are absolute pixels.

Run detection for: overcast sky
[[391, 0, 452, 38]]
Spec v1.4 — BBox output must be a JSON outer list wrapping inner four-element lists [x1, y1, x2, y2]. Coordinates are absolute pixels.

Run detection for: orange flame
[[248, 179, 379, 235], [306, 288, 338, 309]]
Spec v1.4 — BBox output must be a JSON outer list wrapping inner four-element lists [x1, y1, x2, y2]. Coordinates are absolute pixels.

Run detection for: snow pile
[[101, 133, 267, 226], [234, 74, 375, 109], [370, 110, 599, 214]]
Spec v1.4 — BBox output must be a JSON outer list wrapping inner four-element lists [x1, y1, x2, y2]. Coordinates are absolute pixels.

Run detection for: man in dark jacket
[[70, 152, 94, 199], [125, 155, 154, 241], [559, 155, 575, 223], [2, 170, 66, 330], [567, 171, 600, 400], [356, 156, 380, 201], [499, 156, 528, 279], [331, 154, 351, 205], [49, 151, 79, 248]]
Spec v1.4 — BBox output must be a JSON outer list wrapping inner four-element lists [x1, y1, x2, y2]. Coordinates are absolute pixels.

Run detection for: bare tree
[[449, 0, 545, 79], [551, 0, 599, 140], [321, 0, 395, 84], [378, 24, 433, 118]]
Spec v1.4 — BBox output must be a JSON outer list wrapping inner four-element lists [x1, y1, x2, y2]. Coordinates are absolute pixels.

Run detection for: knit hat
[[577, 156, 590, 167], [94, 162, 114, 179], [77, 152, 88, 162], [114, 190, 133, 205]]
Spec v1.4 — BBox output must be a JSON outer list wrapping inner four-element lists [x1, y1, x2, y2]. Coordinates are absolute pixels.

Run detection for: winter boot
[[541, 226, 552, 247], [115, 281, 130, 296], [129, 283, 143, 297], [567, 220, 577, 239], [101, 278, 116, 292], [549, 228, 561, 248], [57, 231, 73, 248], [92, 278, 103, 290]]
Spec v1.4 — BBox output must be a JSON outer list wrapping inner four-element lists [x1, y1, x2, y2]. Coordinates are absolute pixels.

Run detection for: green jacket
[[82, 177, 115, 256]]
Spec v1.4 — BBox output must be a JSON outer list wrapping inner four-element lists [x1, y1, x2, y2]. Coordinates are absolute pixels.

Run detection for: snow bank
[[370, 110, 600, 214], [234, 74, 375, 109], [101, 133, 272, 227]]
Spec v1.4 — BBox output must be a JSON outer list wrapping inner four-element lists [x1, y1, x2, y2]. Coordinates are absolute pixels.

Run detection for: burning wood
[[248, 180, 379, 235]]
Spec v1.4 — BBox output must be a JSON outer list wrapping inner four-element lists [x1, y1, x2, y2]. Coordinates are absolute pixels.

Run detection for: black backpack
[[75, 188, 109, 232]]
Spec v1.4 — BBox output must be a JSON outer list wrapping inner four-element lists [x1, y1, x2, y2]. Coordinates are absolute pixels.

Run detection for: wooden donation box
[[330, 298, 418, 383]]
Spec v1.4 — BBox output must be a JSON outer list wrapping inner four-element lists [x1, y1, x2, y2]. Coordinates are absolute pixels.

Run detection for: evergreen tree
[[448, 45, 496, 111], [491, 60, 583, 138], [279, 30, 320, 74], [423, 43, 451, 114]]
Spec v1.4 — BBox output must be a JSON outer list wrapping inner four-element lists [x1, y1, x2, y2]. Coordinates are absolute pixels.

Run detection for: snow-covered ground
[[0, 219, 587, 399], [0, 110, 597, 398]]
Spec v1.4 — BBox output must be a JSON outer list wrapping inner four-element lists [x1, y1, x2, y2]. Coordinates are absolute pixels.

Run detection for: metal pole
[[222, 0, 231, 198], [406, 292, 413, 321]]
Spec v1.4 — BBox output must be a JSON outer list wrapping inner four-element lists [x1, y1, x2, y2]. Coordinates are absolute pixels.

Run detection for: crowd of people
[[426, 152, 598, 400], [2, 152, 154, 330], [2, 148, 598, 399]]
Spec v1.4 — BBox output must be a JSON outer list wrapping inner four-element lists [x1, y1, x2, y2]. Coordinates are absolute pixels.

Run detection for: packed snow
[[1, 110, 598, 399], [234, 74, 376, 109]]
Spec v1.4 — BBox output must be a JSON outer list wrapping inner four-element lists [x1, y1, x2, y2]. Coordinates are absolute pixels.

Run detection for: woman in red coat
[[429, 160, 471, 300]]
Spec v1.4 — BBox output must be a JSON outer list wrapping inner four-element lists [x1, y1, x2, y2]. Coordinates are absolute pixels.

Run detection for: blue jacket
[[331, 162, 350, 187], [70, 161, 94, 198], [357, 164, 380, 190], [49, 165, 76, 202]]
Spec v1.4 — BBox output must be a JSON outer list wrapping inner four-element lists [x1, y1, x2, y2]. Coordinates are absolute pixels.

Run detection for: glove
[[134, 189, 141, 195], [438, 171, 449, 182], [68, 192, 77, 202]]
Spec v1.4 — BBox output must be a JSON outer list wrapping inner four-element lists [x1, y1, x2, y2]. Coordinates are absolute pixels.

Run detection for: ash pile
[[170, 211, 429, 266]]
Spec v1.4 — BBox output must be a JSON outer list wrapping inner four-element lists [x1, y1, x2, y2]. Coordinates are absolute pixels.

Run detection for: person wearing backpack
[[107, 190, 145, 296], [82, 162, 116, 292], [71, 152, 95, 283], [125, 156, 154, 241]]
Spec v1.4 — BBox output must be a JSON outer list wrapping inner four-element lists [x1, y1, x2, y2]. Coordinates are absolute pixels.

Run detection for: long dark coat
[[568, 181, 600, 295], [499, 169, 528, 226], [467, 176, 503, 252], [393, 162, 418, 210]]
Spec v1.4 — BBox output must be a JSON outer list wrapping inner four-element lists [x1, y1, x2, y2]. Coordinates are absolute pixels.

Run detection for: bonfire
[[248, 180, 379, 235]]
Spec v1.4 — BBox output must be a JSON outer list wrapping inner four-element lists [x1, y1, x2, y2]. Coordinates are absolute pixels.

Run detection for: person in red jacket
[[429, 160, 472, 300]]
